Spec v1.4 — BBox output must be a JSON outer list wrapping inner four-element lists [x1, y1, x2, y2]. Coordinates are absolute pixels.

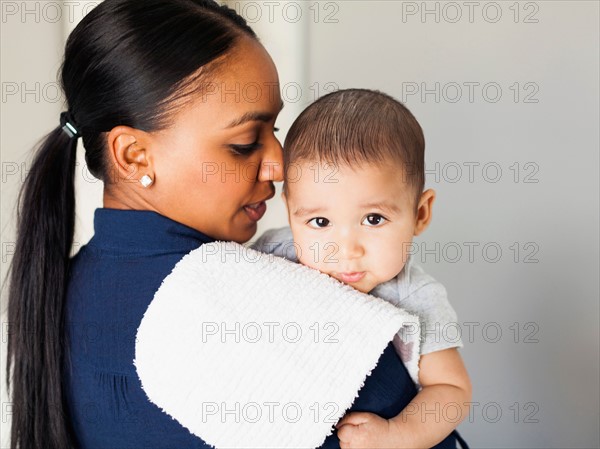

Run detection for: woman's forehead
[[184, 50, 281, 125]]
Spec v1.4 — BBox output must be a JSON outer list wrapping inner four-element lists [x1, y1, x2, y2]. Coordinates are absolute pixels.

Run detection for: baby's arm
[[337, 264, 471, 448], [393, 348, 471, 446], [336, 348, 471, 448]]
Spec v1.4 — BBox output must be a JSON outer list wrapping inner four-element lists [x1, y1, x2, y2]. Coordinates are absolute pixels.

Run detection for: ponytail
[[5, 0, 258, 446], [6, 125, 79, 448]]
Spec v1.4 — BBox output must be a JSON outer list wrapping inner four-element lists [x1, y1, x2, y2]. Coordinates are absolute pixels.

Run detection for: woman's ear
[[414, 189, 436, 236], [105, 126, 153, 186]]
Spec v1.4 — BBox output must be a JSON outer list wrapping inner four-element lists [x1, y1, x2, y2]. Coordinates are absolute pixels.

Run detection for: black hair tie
[[60, 111, 80, 139]]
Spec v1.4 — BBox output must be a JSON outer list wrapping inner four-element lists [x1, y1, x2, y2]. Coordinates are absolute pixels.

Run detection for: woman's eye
[[274, 127, 280, 133], [307, 217, 330, 228], [229, 141, 262, 156], [362, 214, 387, 227]]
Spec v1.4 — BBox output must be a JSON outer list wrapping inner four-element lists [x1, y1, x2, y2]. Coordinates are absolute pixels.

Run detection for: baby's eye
[[362, 214, 387, 227], [307, 217, 330, 228]]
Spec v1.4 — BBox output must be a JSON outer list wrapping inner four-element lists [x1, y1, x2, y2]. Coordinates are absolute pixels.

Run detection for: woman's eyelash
[[229, 125, 279, 156], [229, 142, 262, 155]]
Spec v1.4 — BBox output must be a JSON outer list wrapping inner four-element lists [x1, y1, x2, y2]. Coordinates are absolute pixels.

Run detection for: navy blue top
[[64, 208, 459, 448]]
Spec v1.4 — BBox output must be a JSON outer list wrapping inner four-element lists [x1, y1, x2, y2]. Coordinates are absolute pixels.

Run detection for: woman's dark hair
[[283, 88, 426, 207], [5, 1, 256, 447]]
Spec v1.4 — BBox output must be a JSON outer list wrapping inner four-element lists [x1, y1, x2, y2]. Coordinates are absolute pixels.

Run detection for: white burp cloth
[[134, 241, 421, 449]]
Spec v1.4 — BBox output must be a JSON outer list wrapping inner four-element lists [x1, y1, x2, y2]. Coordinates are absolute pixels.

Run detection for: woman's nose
[[258, 139, 284, 182]]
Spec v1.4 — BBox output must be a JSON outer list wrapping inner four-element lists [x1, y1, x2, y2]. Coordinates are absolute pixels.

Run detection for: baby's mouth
[[334, 271, 366, 283]]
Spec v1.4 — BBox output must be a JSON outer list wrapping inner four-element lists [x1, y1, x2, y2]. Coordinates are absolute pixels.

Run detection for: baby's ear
[[414, 189, 436, 236]]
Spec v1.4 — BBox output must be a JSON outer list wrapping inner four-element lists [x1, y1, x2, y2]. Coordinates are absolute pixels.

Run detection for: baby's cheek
[[297, 248, 322, 271], [301, 243, 338, 275], [373, 242, 410, 281]]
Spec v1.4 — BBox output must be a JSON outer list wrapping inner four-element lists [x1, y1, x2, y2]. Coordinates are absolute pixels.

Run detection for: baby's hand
[[335, 411, 400, 449]]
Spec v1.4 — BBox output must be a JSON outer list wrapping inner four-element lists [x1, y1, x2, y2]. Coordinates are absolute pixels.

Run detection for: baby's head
[[281, 89, 435, 293]]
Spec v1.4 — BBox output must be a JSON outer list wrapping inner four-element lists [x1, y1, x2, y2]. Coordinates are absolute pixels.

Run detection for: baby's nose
[[336, 234, 365, 260]]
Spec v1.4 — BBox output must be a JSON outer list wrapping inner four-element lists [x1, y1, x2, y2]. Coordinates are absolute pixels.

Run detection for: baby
[[252, 88, 472, 448]]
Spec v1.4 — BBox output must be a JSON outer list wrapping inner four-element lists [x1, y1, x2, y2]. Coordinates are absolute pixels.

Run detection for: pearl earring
[[140, 175, 153, 188]]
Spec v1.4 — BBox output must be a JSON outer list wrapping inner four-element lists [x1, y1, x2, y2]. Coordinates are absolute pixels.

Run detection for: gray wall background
[[299, 2, 600, 447], [1, 1, 598, 447]]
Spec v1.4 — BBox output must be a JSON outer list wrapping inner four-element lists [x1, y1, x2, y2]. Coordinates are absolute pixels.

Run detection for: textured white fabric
[[252, 226, 464, 386], [135, 241, 421, 449]]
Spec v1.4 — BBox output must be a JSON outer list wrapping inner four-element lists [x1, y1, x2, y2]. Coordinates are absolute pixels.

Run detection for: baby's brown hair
[[283, 88, 425, 206]]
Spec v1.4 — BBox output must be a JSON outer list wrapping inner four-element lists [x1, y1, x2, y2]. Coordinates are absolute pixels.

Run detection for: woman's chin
[[229, 217, 258, 243]]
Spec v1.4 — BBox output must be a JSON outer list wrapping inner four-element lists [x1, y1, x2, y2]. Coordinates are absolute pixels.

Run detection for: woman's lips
[[243, 201, 267, 222], [336, 272, 366, 283]]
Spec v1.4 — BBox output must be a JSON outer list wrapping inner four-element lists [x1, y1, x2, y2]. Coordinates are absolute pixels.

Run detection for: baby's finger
[[339, 440, 352, 449], [336, 411, 370, 428], [336, 423, 357, 442]]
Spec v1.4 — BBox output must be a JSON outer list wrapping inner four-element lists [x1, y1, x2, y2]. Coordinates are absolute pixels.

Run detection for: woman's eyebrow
[[225, 101, 284, 129]]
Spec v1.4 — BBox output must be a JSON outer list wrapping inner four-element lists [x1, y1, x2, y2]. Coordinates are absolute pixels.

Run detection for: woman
[[6, 1, 454, 448]]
